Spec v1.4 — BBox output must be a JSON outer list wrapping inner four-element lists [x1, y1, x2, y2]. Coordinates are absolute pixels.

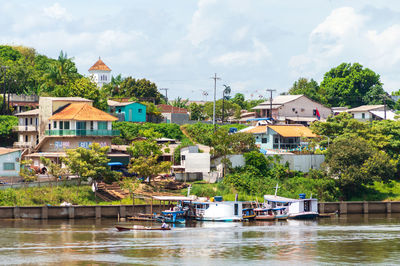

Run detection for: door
[[129, 109, 132, 121]]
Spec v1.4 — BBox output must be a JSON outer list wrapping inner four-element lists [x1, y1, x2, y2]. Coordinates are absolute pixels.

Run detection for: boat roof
[[161, 210, 185, 214], [254, 207, 273, 211], [273, 207, 287, 211], [152, 196, 193, 201], [264, 195, 317, 203]]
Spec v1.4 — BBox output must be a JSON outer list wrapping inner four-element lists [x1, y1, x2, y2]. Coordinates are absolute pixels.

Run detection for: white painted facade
[[89, 70, 111, 88], [275, 154, 325, 173]]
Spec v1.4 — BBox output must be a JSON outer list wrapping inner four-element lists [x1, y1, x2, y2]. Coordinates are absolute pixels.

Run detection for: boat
[[318, 211, 338, 218], [254, 207, 275, 220], [156, 210, 186, 224], [263, 193, 318, 220], [273, 207, 289, 220], [115, 225, 171, 231], [192, 200, 244, 222], [242, 208, 256, 220]]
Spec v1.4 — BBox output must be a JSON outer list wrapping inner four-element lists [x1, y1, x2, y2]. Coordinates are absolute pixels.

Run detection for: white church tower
[[88, 57, 111, 87]]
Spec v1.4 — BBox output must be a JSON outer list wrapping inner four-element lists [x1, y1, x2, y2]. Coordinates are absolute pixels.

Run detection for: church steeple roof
[[88, 57, 111, 71]]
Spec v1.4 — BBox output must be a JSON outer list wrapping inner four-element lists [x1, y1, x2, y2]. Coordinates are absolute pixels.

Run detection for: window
[[60, 121, 63, 130], [30, 118, 33, 125], [90, 121, 94, 130], [313, 109, 317, 116], [234, 203, 238, 216], [181, 155, 186, 161], [64, 121, 70, 130], [362, 113, 365, 119], [138, 108, 142, 113], [3, 162, 15, 171], [262, 138, 268, 143], [25, 135, 28, 142], [53, 121, 57, 129], [98, 121, 107, 130], [118, 109, 121, 113]]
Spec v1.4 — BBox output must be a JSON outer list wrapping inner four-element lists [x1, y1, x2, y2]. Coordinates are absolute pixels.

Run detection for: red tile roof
[[49, 103, 118, 121], [88, 58, 111, 71], [157, 104, 188, 114]]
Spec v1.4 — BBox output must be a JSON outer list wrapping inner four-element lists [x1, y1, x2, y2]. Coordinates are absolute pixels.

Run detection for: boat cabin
[[192, 201, 243, 222], [263, 194, 318, 219]]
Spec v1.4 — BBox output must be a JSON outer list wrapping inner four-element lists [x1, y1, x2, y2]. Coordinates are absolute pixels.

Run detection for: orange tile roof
[[88, 58, 111, 71], [244, 126, 267, 134], [49, 103, 118, 121], [268, 125, 317, 138]]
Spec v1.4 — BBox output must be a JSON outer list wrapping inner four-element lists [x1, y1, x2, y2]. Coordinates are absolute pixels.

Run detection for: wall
[[162, 113, 189, 125], [272, 154, 325, 172], [124, 103, 146, 122], [0, 150, 21, 177], [319, 201, 400, 214], [277, 95, 331, 120], [184, 153, 210, 173], [40, 136, 113, 152]]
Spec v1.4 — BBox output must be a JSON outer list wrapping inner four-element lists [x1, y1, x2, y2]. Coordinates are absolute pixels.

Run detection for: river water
[[1, 214, 400, 265]]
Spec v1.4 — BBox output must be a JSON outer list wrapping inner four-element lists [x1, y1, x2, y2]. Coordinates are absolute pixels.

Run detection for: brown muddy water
[[1, 214, 400, 265]]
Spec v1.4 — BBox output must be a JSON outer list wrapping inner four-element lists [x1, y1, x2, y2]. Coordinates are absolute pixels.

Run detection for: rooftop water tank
[[214, 196, 223, 202], [299, 193, 306, 199]]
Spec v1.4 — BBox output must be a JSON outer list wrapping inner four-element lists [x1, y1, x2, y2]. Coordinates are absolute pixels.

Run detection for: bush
[[184, 123, 247, 145]]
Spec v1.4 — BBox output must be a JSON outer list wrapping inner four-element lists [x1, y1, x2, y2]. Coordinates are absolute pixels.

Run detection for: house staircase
[[96, 182, 129, 202]]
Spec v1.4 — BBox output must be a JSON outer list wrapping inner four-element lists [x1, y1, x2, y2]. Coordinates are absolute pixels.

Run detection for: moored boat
[[193, 200, 243, 222], [115, 225, 171, 231], [254, 207, 275, 220], [156, 210, 186, 224], [273, 207, 289, 220], [242, 208, 256, 220]]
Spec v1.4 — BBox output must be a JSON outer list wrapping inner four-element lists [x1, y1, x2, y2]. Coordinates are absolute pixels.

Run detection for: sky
[[1, 0, 400, 100]]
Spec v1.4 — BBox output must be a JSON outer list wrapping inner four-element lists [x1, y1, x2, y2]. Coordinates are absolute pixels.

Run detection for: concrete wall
[[274, 154, 325, 172], [162, 113, 190, 125], [0, 150, 21, 177], [184, 153, 210, 173], [319, 201, 400, 214], [40, 136, 113, 152], [0, 204, 165, 219]]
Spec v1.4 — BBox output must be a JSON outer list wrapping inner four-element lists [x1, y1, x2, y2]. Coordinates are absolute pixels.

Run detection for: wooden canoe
[[115, 225, 171, 231]]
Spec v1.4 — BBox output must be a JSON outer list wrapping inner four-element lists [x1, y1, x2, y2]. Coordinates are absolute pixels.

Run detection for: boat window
[[234, 203, 238, 216]]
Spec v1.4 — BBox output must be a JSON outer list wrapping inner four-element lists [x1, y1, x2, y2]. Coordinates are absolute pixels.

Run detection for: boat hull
[[115, 226, 171, 231], [288, 212, 318, 220], [255, 215, 275, 221], [275, 214, 289, 220]]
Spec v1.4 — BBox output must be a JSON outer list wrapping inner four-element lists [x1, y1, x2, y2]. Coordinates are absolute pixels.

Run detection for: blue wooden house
[[0, 148, 21, 177], [107, 100, 146, 122]]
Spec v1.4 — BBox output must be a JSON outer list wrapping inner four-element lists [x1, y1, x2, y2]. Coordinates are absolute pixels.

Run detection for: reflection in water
[[0, 214, 400, 265]]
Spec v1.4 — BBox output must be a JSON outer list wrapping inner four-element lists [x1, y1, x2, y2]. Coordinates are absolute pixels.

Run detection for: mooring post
[[41, 205, 48, 219], [68, 206, 75, 219], [339, 201, 347, 214], [96, 206, 101, 219], [363, 201, 369, 214], [386, 202, 392, 213]]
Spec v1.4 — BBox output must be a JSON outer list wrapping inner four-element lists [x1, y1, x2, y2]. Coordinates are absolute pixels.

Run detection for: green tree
[[204, 100, 241, 120], [324, 136, 397, 199], [288, 77, 322, 103], [127, 133, 171, 184], [188, 102, 205, 121], [230, 93, 246, 109], [63, 143, 119, 185], [19, 160, 37, 182], [40, 157, 68, 181], [171, 97, 188, 108], [320, 63, 385, 107], [115, 77, 161, 103], [0, 115, 18, 146]]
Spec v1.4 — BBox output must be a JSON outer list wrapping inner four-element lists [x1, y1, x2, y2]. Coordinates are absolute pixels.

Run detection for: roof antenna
[[274, 183, 280, 196]]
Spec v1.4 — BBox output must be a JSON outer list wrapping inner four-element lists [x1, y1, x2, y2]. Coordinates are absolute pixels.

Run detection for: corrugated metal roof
[[49, 103, 118, 121], [268, 125, 317, 138], [347, 105, 384, 112], [0, 148, 20, 156], [88, 58, 111, 71], [15, 109, 39, 116]]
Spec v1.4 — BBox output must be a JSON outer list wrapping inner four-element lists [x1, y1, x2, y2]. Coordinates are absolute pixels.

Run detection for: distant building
[[240, 124, 317, 151], [88, 57, 111, 87], [13, 109, 39, 149], [346, 105, 391, 122], [252, 95, 331, 125], [0, 148, 21, 177], [157, 104, 190, 125], [107, 100, 146, 122], [8, 94, 39, 114], [172, 146, 210, 182]]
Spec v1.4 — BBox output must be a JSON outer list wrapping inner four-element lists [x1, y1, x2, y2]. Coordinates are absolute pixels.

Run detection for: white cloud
[[157, 51, 183, 65], [43, 3, 71, 21], [211, 39, 271, 66], [366, 25, 400, 68]]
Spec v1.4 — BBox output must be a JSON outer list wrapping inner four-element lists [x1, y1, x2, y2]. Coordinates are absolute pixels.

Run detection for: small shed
[[0, 148, 21, 177], [108, 100, 146, 122]]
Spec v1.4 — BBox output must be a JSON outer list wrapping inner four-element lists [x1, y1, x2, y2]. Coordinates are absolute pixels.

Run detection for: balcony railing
[[273, 143, 309, 150], [45, 129, 120, 136], [13, 142, 35, 148], [13, 125, 39, 132]]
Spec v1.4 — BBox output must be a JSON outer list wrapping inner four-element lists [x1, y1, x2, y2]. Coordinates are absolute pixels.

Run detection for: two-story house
[[107, 100, 146, 122], [241, 124, 317, 151], [14, 109, 39, 149], [252, 95, 331, 125], [346, 105, 397, 121]]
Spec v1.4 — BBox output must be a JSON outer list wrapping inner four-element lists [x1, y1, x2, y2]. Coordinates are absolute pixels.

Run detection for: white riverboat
[[263, 194, 318, 219], [192, 201, 243, 222]]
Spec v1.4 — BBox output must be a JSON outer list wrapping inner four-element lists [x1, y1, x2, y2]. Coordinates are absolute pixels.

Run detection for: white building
[[252, 95, 331, 125], [88, 57, 111, 87], [346, 105, 392, 122]]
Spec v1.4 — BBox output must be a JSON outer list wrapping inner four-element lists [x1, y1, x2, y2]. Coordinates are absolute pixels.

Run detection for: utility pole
[[1, 66, 8, 115], [383, 94, 387, 120], [160, 88, 169, 104], [266, 89, 276, 120], [211, 73, 221, 131]]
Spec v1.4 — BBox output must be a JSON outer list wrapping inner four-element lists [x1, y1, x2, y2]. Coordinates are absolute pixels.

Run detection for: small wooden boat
[[254, 207, 275, 220], [318, 211, 338, 218], [273, 207, 289, 220], [156, 210, 186, 224], [115, 225, 171, 231], [242, 208, 256, 220]]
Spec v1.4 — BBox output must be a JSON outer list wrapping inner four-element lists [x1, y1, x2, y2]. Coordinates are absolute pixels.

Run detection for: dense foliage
[[113, 122, 184, 144], [288, 63, 391, 108], [0, 115, 18, 146], [183, 123, 247, 146]]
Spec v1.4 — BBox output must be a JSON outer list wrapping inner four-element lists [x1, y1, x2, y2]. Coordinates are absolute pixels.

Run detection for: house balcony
[[13, 142, 35, 148], [45, 129, 120, 137], [13, 125, 39, 132], [273, 143, 309, 150]]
